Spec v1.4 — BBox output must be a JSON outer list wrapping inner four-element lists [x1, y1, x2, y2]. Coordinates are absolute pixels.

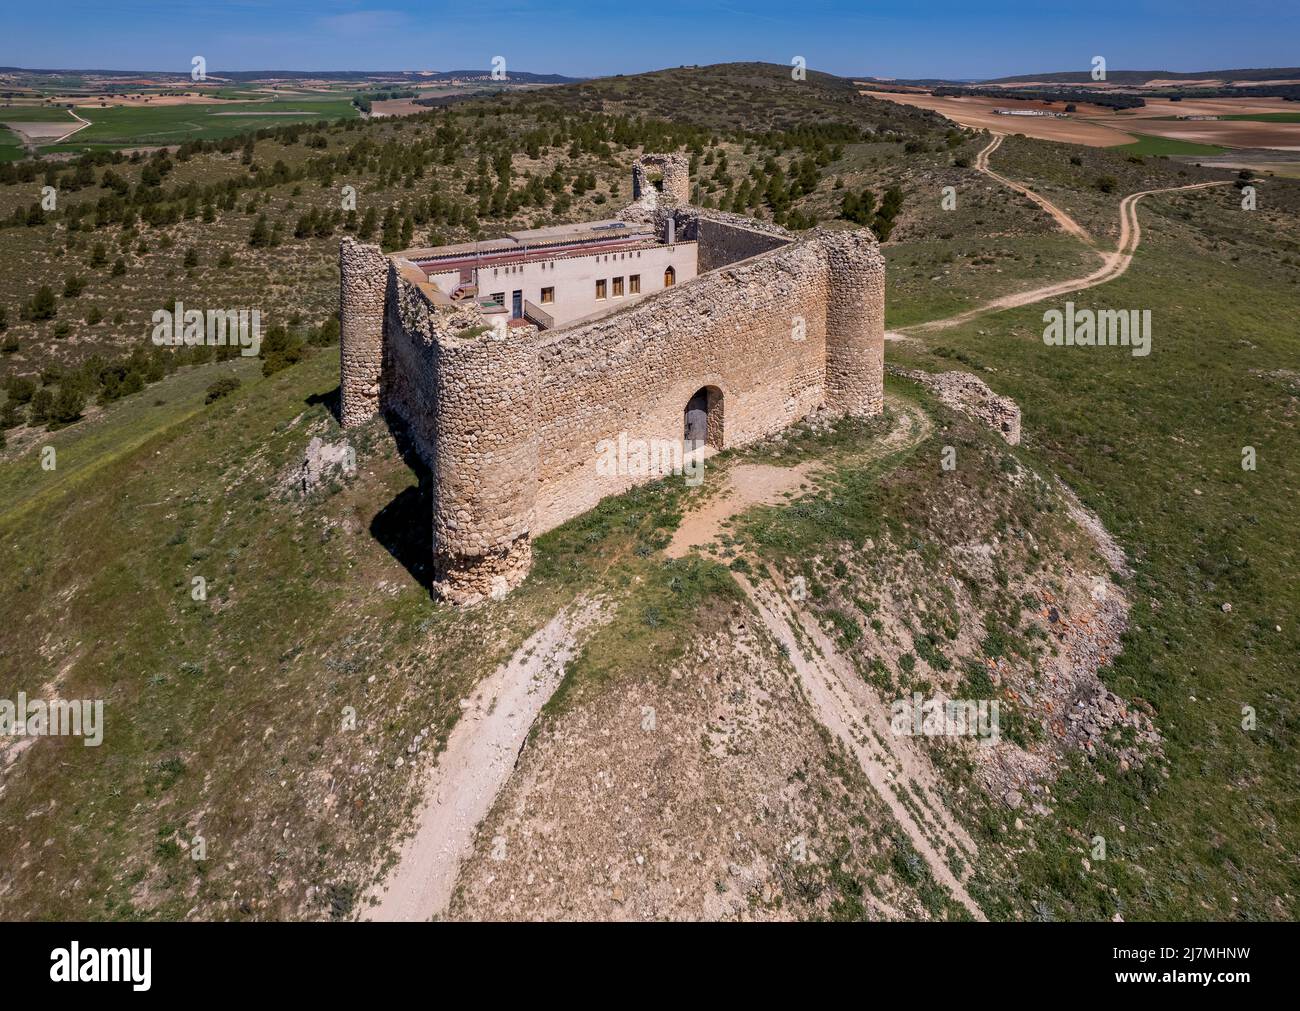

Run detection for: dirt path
[[739, 575, 985, 920], [669, 396, 931, 558], [976, 133, 1092, 243], [365, 597, 607, 921], [64, 109, 92, 142], [667, 397, 986, 916], [904, 138, 1230, 334], [666, 462, 818, 558]]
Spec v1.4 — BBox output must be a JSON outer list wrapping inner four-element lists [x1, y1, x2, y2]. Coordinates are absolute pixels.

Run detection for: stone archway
[[684, 385, 724, 450]]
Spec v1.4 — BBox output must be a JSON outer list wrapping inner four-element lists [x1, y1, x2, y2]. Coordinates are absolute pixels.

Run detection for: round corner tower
[[339, 237, 389, 428], [431, 324, 540, 605], [821, 228, 886, 417]]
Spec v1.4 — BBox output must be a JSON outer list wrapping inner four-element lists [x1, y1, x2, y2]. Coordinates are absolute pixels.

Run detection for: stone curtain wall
[[528, 228, 885, 534], [339, 164, 886, 604], [694, 216, 793, 273], [380, 263, 440, 463], [339, 238, 389, 428]]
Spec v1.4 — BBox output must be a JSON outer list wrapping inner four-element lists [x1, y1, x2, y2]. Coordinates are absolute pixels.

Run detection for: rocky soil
[[447, 604, 950, 921]]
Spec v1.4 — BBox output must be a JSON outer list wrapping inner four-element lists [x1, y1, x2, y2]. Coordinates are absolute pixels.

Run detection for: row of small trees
[[0, 312, 342, 441], [840, 184, 905, 240]]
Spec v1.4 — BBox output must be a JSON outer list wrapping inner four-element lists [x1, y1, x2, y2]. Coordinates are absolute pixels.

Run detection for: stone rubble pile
[[891, 366, 1021, 445]]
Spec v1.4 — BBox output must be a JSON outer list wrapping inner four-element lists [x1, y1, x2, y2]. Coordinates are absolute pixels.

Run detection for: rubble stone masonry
[[339, 157, 885, 604], [338, 240, 388, 428], [631, 153, 691, 208]]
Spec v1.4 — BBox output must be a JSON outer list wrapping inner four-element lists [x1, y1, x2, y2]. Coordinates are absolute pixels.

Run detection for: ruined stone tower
[[631, 152, 692, 208], [339, 154, 885, 604]]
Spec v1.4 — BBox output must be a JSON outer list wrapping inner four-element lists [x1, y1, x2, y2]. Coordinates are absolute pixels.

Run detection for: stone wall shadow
[[369, 412, 433, 593], [306, 386, 342, 425]]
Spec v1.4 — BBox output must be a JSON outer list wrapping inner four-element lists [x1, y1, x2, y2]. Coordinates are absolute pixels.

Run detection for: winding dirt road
[[975, 133, 1091, 243], [896, 135, 1231, 335]]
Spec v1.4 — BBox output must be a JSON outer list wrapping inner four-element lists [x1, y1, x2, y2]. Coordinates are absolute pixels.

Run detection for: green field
[[1118, 134, 1227, 157], [1223, 111, 1300, 122], [0, 128, 24, 162], [37, 99, 359, 151], [0, 106, 82, 122]]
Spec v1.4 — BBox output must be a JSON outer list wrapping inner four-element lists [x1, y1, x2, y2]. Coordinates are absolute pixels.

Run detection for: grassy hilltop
[[0, 63, 1296, 921]]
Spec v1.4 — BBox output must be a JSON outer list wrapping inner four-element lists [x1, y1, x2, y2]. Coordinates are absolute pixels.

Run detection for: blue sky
[[4, 0, 1297, 79]]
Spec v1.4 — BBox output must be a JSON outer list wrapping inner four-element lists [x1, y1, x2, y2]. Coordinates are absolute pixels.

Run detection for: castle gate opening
[[684, 386, 724, 450]]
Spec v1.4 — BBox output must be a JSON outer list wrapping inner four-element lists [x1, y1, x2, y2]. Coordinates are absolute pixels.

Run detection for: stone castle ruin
[[339, 154, 886, 603]]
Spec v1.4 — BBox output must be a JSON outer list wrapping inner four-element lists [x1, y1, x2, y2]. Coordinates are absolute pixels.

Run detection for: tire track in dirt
[[739, 575, 985, 920], [688, 399, 985, 918]]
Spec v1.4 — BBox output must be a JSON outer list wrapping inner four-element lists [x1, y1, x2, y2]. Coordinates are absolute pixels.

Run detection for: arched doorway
[[664, 265, 676, 287], [683, 386, 723, 449]]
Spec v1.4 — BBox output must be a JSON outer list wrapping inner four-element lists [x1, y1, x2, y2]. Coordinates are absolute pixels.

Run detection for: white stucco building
[[409, 219, 698, 331]]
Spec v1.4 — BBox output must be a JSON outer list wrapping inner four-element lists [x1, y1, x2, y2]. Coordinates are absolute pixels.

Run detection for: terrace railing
[[522, 299, 554, 330]]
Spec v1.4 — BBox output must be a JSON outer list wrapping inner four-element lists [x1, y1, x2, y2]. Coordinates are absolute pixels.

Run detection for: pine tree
[[51, 384, 86, 425], [380, 207, 402, 251], [248, 214, 271, 248], [30, 286, 57, 321], [358, 207, 378, 240]]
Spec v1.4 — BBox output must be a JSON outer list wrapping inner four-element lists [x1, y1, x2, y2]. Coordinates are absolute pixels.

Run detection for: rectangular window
[[595, 279, 607, 300], [629, 274, 640, 294], [490, 292, 505, 306], [612, 276, 624, 297], [540, 286, 554, 305]]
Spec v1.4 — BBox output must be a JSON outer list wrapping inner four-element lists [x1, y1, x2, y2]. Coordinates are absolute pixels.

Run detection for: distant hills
[[859, 68, 1300, 88], [0, 67, 586, 84], [858, 67, 1300, 102], [981, 68, 1300, 85]]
